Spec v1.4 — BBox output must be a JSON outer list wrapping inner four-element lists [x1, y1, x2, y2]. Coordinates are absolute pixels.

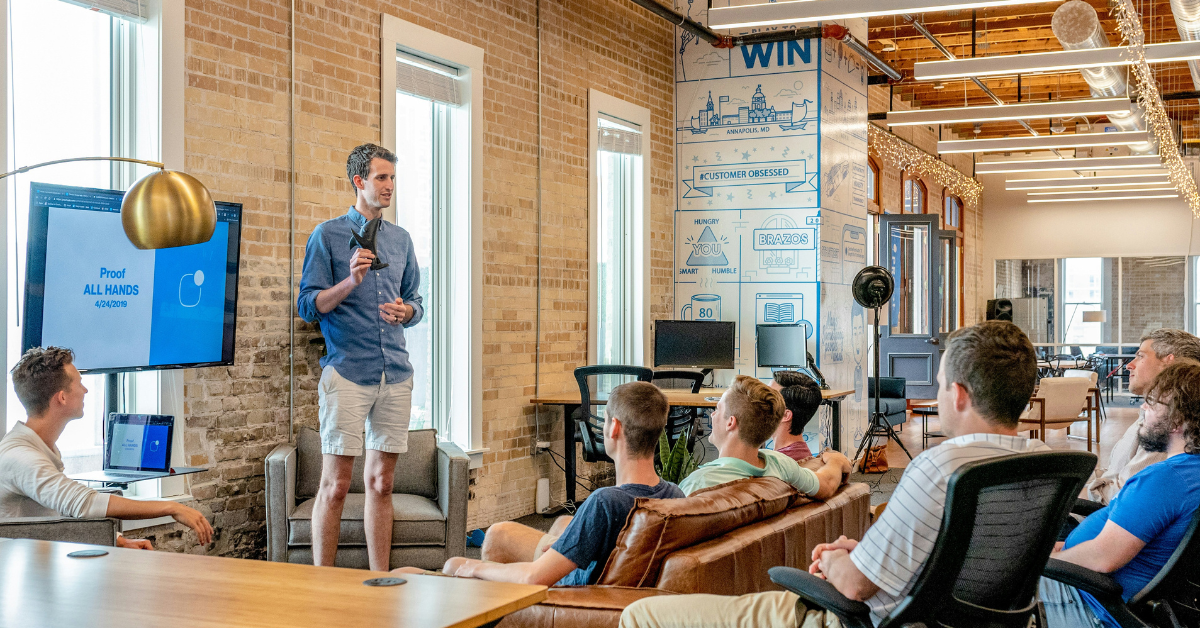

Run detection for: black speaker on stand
[[851, 266, 913, 470]]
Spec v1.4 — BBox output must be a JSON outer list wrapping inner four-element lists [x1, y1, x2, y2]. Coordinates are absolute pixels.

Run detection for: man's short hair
[[1141, 329, 1200, 363], [11, 347, 75, 416], [606, 381, 669, 458], [774, 372, 822, 436], [942, 321, 1036, 428], [1145, 359, 1200, 454], [345, 143, 397, 191], [726, 374, 787, 447]]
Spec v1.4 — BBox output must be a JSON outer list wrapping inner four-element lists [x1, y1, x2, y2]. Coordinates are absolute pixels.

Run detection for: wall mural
[[673, 8, 869, 452]]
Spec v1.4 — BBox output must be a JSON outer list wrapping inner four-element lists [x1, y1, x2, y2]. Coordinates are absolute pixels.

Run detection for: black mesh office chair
[[652, 370, 705, 454], [573, 365, 654, 464], [1045, 505, 1200, 628], [769, 451, 1097, 628]]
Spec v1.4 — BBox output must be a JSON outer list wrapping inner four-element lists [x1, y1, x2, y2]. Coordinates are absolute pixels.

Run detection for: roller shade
[[396, 50, 462, 106], [597, 114, 642, 155]]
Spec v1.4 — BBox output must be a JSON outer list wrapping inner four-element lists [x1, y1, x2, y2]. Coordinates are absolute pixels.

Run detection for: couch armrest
[[437, 440, 469, 560], [769, 567, 873, 628], [265, 442, 297, 562], [0, 516, 119, 546], [1043, 559, 1152, 628]]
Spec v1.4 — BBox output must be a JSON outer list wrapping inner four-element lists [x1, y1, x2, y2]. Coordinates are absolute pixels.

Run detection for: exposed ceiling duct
[[1169, 0, 1200, 89], [1051, 0, 1155, 154]]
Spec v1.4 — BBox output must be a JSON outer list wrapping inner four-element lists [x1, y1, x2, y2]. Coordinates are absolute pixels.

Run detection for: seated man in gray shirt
[[428, 382, 683, 585], [0, 347, 213, 549]]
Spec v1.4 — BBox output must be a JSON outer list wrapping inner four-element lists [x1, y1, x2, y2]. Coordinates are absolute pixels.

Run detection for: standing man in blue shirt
[[297, 143, 424, 571]]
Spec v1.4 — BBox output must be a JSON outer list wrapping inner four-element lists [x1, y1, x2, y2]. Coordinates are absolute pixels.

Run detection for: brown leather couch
[[498, 476, 872, 628]]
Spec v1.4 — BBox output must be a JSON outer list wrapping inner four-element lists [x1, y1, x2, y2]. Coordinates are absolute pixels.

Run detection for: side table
[[913, 405, 944, 449]]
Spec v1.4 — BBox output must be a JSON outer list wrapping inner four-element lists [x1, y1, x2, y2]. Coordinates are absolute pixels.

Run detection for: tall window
[[7, 0, 156, 471], [902, 175, 925, 214], [393, 52, 461, 434], [1061, 258, 1103, 351], [867, 157, 879, 208], [943, 194, 962, 230], [595, 115, 642, 371]]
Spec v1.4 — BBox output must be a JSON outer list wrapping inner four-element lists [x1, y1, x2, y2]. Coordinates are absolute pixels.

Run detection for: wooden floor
[[881, 396, 1140, 471]]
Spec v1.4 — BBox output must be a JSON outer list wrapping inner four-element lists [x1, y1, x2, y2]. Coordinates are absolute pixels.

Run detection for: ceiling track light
[[976, 155, 1166, 174], [708, 0, 1053, 29], [938, 131, 1151, 154], [914, 39, 1200, 80], [1005, 174, 1174, 189], [885, 98, 1132, 127]]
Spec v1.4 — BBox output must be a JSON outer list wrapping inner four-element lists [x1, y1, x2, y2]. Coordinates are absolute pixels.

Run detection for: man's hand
[[821, 450, 853, 479], [116, 536, 153, 550], [808, 536, 858, 577], [379, 297, 410, 326], [170, 503, 214, 545], [349, 248, 375, 286]]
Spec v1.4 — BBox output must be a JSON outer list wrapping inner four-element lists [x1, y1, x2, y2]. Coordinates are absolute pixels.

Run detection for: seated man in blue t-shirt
[[1041, 359, 1200, 628], [436, 381, 683, 586]]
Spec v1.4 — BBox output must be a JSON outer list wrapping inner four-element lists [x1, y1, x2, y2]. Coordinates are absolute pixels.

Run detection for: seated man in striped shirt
[[620, 320, 1050, 628]]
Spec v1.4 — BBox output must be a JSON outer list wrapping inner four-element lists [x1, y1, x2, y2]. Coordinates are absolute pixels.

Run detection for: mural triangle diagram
[[686, 226, 729, 266]]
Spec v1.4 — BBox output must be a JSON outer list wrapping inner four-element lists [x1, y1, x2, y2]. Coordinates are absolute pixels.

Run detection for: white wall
[[981, 171, 1200, 297]]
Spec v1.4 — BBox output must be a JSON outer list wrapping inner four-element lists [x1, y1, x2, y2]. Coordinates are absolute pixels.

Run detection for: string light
[[1112, 0, 1200, 217], [868, 124, 983, 211]]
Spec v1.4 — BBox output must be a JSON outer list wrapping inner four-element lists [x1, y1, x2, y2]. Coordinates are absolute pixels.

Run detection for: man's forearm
[[314, 277, 359, 313], [824, 551, 881, 601], [106, 496, 180, 521], [812, 463, 846, 500], [1054, 540, 1123, 573], [467, 560, 542, 585]]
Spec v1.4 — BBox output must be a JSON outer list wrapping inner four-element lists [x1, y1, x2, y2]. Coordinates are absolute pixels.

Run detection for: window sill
[[119, 494, 194, 533], [462, 448, 488, 470]]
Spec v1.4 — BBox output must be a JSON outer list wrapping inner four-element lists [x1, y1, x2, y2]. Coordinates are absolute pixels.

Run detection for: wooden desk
[[0, 539, 546, 628], [531, 387, 854, 507]]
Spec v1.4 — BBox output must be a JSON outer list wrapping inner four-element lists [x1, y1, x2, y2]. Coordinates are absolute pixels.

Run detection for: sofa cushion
[[496, 587, 679, 628], [597, 477, 800, 587], [288, 493, 445, 546], [294, 427, 439, 501], [867, 397, 907, 418]]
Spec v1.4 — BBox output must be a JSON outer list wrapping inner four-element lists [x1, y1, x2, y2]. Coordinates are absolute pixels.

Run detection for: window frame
[[1, 0, 188, 508], [867, 156, 880, 212], [587, 89, 651, 367], [943, 191, 963, 232], [381, 15, 484, 458], [902, 172, 926, 214]]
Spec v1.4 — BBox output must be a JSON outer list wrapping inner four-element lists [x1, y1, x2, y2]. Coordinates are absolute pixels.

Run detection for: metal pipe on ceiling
[[624, 0, 902, 80], [1168, 0, 1200, 89]]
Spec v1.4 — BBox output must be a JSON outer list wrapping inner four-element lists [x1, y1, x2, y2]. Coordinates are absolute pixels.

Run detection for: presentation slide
[[25, 184, 241, 372]]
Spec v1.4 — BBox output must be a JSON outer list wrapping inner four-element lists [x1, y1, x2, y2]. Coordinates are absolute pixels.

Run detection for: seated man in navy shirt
[[1042, 359, 1200, 628], [439, 381, 683, 585]]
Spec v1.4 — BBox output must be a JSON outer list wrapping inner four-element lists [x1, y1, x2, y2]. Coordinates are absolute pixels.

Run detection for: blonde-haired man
[[680, 375, 851, 499]]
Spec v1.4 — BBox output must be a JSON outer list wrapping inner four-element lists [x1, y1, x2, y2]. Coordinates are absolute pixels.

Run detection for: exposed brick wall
[[1119, 257, 1187, 342], [125, 0, 674, 557]]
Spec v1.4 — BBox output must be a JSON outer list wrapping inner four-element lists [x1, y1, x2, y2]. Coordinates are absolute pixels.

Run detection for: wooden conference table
[[531, 387, 854, 507], [0, 538, 546, 628]]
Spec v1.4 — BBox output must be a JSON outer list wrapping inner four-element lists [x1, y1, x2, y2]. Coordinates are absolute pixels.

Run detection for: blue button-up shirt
[[297, 207, 424, 386]]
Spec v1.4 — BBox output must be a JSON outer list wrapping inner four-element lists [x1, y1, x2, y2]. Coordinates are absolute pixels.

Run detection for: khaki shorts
[[318, 366, 413, 456]]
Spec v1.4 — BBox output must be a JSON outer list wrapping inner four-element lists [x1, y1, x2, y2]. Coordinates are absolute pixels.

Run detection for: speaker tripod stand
[[851, 303, 913, 469]]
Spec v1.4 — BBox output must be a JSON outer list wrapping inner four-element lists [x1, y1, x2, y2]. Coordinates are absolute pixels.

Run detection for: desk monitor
[[756, 323, 808, 367], [654, 320, 735, 369]]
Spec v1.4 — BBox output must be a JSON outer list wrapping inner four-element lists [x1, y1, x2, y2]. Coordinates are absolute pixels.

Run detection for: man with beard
[[1041, 359, 1200, 628], [1088, 329, 1200, 503]]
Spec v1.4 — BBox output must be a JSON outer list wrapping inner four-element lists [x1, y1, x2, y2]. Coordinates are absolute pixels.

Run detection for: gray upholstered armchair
[[265, 427, 469, 570], [0, 516, 119, 546]]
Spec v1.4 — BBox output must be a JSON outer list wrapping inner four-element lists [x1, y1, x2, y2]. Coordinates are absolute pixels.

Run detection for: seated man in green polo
[[680, 375, 851, 499]]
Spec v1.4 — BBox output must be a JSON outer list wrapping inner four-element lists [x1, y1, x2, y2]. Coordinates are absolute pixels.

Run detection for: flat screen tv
[[22, 182, 242, 373]]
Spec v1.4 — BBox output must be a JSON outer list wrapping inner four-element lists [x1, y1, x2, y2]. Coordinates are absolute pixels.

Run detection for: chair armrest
[[437, 440, 470, 560], [768, 566, 874, 628], [265, 442, 297, 562], [1043, 559, 1123, 598], [1072, 498, 1105, 517], [0, 516, 119, 546]]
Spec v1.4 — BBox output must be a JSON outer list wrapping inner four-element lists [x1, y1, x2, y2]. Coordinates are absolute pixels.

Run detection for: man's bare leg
[[364, 449, 399, 571], [312, 454, 355, 567], [481, 515, 574, 564]]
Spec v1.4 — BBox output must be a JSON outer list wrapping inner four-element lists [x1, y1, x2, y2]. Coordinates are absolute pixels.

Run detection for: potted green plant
[[656, 427, 698, 484]]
